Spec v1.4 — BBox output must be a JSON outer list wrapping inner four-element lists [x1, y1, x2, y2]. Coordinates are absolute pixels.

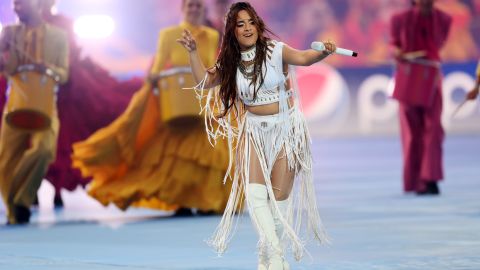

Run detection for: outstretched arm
[[282, 41, 336, 66], [177, 29, 220, 88]]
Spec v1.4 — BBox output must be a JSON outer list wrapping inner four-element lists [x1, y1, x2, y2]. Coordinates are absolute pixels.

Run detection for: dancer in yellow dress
[[72, 0, 231, 214]]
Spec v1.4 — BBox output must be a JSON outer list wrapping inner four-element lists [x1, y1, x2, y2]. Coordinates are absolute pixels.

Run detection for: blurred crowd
[[1, 0, 478, 69], [251, 0, 479, 67]]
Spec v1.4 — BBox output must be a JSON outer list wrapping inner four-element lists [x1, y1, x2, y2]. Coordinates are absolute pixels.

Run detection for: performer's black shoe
[[14, 205, 31, 224], [173, 207, 194, 217], [54, 195, 64, 208], [416, 182, 440, 196]]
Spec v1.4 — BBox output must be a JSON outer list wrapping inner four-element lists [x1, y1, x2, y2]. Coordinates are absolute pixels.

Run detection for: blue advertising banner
[[301, 61, 480, 136]]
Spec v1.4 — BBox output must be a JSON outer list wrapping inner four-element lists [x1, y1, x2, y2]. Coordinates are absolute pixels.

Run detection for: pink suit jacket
[[390, 8, 452, 108]]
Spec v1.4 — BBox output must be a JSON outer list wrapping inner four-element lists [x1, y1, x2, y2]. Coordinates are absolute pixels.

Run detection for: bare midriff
[[245, 97, 293, 115]]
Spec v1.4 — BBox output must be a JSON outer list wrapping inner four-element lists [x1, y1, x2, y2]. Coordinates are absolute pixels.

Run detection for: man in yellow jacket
[[0, 0, 68, 224]]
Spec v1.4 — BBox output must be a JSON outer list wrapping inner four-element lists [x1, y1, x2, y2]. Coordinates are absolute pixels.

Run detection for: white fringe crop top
[[236, 40, 293, 106]]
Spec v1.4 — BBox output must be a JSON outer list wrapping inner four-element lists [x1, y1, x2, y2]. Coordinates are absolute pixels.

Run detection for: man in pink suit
[[390, 0, 452, 195]]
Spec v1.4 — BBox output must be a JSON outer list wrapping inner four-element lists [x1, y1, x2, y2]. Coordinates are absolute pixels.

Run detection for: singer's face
[[234, 10, 258, 51]]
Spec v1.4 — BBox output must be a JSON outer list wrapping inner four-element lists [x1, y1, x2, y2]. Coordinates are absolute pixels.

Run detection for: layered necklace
[[239, 46, 260, 79]]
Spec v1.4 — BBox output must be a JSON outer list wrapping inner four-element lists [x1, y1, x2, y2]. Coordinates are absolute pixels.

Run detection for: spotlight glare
[[74, 15, 115, 39]]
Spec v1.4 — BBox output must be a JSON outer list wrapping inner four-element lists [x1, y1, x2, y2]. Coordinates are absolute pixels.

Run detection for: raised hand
[[176, 29, 197, 52]]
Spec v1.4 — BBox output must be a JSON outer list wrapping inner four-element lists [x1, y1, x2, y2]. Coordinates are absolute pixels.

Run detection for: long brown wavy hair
[[216, 2, 275, 117]]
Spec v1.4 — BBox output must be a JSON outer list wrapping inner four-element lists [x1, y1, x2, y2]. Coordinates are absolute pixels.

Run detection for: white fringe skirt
[[207, 105, 329, 261]]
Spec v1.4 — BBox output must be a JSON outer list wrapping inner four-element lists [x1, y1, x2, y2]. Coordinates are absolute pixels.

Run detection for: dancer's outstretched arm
[[177, 29, 220, 89]]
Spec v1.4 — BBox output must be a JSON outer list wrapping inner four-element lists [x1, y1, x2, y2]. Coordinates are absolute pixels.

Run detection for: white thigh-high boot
[[272, 199, 290, 270], [257, 246, 268, 270], [248, 183, 285, 270]]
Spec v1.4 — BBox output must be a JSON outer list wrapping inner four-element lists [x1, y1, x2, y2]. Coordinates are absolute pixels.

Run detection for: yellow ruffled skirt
[[72, 83, 231, 212]]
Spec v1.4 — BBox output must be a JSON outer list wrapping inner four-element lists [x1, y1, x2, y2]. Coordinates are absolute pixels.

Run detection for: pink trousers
[[398, 89, 444, 192]]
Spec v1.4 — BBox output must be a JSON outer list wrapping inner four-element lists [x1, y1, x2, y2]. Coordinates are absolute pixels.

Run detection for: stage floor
[[1, 136, 479, 270]]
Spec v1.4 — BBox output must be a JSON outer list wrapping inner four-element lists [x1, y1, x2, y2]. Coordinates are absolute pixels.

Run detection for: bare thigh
[[249, 143, 295, 201], [271, 148, 295, 200], [248, 140, 267, 185]]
